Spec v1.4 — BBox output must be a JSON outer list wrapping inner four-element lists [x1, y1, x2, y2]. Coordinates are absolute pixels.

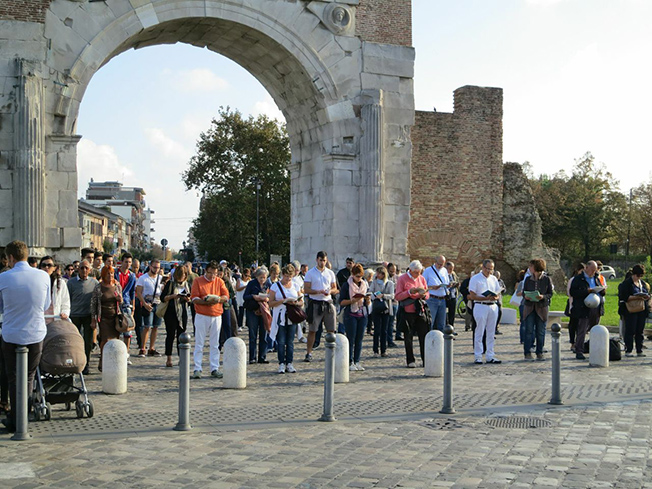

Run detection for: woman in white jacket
[[39, 256, 71, 323]]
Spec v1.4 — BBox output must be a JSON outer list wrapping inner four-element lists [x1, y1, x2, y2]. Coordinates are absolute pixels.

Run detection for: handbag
[[276, 283, 307, 324], [626, 298, 645, 314], [371, 281, 390, 314], [155, 281, 171, 318], [114, 296, 133, 333]]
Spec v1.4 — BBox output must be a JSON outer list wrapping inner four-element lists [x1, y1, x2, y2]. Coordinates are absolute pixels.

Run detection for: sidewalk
[[1, 320, 652, 488]]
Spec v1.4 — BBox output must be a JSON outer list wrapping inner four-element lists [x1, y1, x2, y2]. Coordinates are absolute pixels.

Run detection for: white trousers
[[194, 313, 222, 372], [473, 303, 498, 360], [296, 323, 304, 340]]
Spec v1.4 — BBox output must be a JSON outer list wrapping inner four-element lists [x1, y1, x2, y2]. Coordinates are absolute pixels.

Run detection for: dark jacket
[[243, 279, 267, 311], [618, 277, 650, 316], [569, 272, 605, 319], [522, 274, 553, 321]]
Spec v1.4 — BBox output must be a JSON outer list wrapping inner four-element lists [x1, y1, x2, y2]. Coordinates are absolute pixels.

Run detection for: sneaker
[[487, 358, 502, 364], [299, 337, 308, 343], [387, 342, 398, 348], [278, 363, 286, 374], [349, 364, 358, 371], [148, 349, 162, 357], [576, 353, 586, 360], [373, 352, 379, 358], [407, 362, 416, 368], [138, 349, 146, 358], [474, 359, 483, 365], [626, 352, 634, 357], [381, 352, 388, 358], [312, 345, 320, 351], [536, 353, 545, 361], [127, 359, 133, 365], [258, 359, 269, 364], [395, 335, 404, 341], [495, 330, 503, 335], [355, 362, 364, 371], [211, 370, 223, 378], [192, 370, 201, 379], [524, 353, 533, 360], [304, 353, 313, 363], [249, 359, 257, 365], [637, 352, 646, 357], [286, 363, 297, 373]]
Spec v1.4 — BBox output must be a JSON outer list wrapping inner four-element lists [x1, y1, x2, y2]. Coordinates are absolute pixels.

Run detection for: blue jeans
[[344, 312, 367, 364], [371, 311, 390, 354], [523, 311, 546, 355], [426, 297, 447, 331], [276, 323, 295, 365], [245, 309, 267, 362], [389, 304, 399, 339]]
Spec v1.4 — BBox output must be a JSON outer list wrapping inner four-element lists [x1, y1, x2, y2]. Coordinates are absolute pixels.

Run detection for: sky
[[77, 0, 652, 250]]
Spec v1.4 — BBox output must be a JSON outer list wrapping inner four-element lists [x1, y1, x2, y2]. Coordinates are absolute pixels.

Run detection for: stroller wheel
[[84, 401, 94, 418], [75, 400, 84, 419], [34, 406, 41, 421], [65, 402, 71, 411], [44, 403, 52, 421]]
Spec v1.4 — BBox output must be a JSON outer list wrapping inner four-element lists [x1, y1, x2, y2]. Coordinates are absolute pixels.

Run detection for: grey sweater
[[67, 276, 99, 317]]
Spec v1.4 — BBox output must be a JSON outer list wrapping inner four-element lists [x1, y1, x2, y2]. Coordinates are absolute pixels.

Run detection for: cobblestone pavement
[[2, 320, 652, 488]]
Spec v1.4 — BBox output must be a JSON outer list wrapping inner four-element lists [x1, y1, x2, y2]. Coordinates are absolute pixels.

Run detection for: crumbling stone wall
[[502, 162, 565, 289], [356, 0, 412, 46], [409, 86, 504, 276], [0, 0, 51, 23]]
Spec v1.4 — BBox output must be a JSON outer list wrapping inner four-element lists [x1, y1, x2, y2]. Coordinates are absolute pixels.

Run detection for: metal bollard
[[319, 332, 337, 422], [11, 346, 30, 441], [440, 325, 455, 414], [549, 323, 563, 405], [174, 333, 192, 431]]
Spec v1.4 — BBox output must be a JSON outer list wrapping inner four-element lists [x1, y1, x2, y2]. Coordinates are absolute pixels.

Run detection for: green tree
[[183, 107, 290, 265], [528, 152, 627, 261], [630, 181, 652, 262]]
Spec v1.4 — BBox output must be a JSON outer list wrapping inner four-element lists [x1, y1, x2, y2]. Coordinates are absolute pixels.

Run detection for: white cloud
[[144, 127, 193, 161], [168, 68, 229, 92], [252, 94, 285, 122], [76, 139, 133, 197]]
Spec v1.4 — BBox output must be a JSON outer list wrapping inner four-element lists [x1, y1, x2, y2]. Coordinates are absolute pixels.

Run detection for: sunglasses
[[41, 263, 55, 269]]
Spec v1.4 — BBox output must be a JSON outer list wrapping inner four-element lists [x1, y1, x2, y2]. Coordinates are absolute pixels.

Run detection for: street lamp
[[255, 178, 261, 266]]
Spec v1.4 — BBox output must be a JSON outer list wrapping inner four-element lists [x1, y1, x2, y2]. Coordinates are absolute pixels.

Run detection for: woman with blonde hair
[[339, 263, 370, 371], [268, 263, 303, 373], [161, 265, 192, 367]]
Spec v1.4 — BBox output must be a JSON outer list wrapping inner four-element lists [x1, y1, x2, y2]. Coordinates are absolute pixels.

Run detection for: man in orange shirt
[[190, 261, 229, 379]]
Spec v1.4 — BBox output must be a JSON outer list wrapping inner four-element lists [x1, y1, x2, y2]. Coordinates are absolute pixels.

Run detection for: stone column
[[14, 59, 45, 247], [359, 89, 385, 263]]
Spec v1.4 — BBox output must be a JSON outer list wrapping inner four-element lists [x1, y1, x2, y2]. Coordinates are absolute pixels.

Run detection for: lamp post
[[255, 179, 261, 266]]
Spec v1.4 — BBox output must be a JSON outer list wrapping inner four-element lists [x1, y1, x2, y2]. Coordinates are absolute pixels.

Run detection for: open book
[[482, 290, 498, 298], [523, 290, 541, 302]]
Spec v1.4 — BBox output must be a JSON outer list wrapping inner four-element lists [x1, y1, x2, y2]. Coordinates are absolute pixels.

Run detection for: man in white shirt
[[0, 241, 51, 433], [303, 251, 337, 362], [468, 259, 503, 364], [135, 259, 163, 357], [422, 255, 450, 332]]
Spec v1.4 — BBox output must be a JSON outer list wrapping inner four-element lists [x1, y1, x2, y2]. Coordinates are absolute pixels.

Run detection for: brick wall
[[0, 0, 51, 23], [409, 86, 504, 277], [356, 0, 412, 47]]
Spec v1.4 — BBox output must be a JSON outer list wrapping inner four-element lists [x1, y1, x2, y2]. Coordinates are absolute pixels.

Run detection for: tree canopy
[[183, 107, 291, 265]]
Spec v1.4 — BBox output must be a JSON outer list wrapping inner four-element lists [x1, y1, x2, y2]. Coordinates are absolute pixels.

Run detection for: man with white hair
[[394, 260, 430, 368], [468, 259, 502, 364], [569, 260, 605, 360], [423, 255, 450, 332]]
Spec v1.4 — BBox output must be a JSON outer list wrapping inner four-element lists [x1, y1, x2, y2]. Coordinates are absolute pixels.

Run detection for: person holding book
[[522, 259, 554, 360], [618, 264, 650, 357], [339, 263, 370, 371], [468, 259, 503, 364], [395, 260, 430, 368]]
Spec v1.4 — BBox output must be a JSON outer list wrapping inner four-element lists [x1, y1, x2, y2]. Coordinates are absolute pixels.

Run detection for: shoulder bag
[[626, 298, 645, 314], [155, 281, 171, 318], [277, 282, 307, 324], [115, 293, 133, 333], [372, 282, 389, 314]]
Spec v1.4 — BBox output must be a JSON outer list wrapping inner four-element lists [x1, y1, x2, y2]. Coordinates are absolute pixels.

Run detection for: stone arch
[[2, 0, 416, 267]]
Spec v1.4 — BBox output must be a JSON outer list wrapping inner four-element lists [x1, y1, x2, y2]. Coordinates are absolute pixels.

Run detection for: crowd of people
[[0, 240, 650, 433]]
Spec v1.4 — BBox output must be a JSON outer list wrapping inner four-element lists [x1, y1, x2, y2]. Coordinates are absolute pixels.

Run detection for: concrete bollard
[[102, 339, 128, 394], [589, 325, 609, 367], [549, 323, 563, 405], [424, 330, 444, 377], [174, 333, 192, 431], [223, 337, 247, 389], [334, 333, 349, 383], [11, 346, 30, 441], [319, 332, 337, 422], [440, 325, 455, 414]]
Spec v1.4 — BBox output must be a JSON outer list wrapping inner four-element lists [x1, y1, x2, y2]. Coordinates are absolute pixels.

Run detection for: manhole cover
[[485, 416, 552, 429], [422, 418, 464, 430]]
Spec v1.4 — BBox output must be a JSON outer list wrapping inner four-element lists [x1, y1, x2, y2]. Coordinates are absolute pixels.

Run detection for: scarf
[[347, 275, 368, 314], [172, 280, 190, 330]]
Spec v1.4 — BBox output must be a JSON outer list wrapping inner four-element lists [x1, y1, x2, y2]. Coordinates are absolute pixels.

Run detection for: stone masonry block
[[362, 42, 415, 62], [63, 227, 83, 248], [361, 72, 400, 92], [363, 56, 413, 78], [0, 170, 12, 190], [45, 227, 61, 249]]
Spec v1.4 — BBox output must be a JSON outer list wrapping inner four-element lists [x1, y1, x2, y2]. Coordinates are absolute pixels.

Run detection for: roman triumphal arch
[[0, 0, 415, 265]]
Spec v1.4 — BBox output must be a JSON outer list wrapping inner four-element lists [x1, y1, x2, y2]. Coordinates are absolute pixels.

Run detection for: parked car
[[600, 265, 617, 280]]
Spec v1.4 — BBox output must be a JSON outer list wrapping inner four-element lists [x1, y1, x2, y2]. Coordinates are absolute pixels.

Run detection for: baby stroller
[[32, 318, 94, 420]]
